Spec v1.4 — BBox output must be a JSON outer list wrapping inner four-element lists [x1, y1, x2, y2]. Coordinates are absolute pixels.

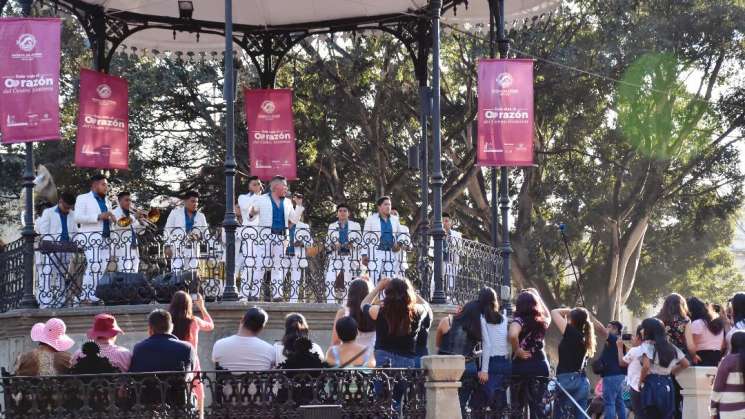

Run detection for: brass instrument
[[117, 207, 161, 227]]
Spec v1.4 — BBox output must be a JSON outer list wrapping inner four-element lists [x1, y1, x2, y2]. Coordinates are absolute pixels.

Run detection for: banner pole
[[18, 0, 38, 309], [497, 0, 513, 315], [430, 0, 446, 305], [221, 0, 239, 301]]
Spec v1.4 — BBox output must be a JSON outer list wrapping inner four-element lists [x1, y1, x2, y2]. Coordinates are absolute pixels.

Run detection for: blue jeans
[[554, 372, 590, 419], [603, 374, 627, 419], [375, 350, 417, 413], [483, 356, 511, 413], [512, 353, 550, 419], [459, 360, 479, 417]]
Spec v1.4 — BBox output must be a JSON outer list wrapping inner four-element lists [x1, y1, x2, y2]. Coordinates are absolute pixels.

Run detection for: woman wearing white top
[[477, 287, 511, 413], [326, 316, 376, 368], [618, 325, 645, 419], [273, 313, 324, 365]]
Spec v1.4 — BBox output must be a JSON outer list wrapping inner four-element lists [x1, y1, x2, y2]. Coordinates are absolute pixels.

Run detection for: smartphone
[[622, 333, 632, 341], [191, 293, 199, 302]]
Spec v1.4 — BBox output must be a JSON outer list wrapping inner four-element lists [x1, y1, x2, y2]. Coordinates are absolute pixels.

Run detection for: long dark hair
[[730, 331, 745, 385], [282, 313, 310, 358], [453, 300, 483, 342], [382, 278, 417, 336], [514, 291, 543, 336], [478, 287, 503, 325], [168, 291, 194, 342], [347, 279, 375, 332], [732, 293, 745, 325], [641, 317, 677, 368], [687, 297, 724, 335], [570, 307, 596, 358], [657, 293, 690, 325]]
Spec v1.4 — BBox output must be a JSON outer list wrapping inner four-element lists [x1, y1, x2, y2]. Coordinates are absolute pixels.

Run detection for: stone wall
[[0, 302, 457, 371]]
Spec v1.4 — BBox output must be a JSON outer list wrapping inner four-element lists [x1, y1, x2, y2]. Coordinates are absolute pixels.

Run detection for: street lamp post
[[221, 0, 239, 301], [430, 0, 446, 305]]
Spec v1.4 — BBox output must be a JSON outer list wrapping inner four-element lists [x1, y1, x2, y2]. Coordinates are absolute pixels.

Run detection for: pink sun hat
[[30, 318, 74, 352]]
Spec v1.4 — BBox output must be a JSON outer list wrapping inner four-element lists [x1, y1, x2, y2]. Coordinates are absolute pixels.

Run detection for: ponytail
[[582, 318, 596, 358]]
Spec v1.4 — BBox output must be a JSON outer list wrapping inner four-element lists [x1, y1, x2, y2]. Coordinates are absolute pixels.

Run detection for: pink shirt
[[691, 319, 724, 351], [72, 342, 132, 372]]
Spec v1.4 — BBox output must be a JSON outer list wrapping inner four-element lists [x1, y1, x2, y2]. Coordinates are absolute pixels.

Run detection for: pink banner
[[477, 59, 534, 167], [245, 88, 297, 180], [75, 69, 129, 169], [0, 18, 61, 144]]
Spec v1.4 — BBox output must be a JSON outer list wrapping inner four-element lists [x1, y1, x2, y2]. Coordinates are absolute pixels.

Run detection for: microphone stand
[[559, 224, 586, 307]]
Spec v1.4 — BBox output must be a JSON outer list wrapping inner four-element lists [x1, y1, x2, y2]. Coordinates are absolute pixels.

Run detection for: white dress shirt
[[74, 191, 112, 233], [237, 192, 262, 226]]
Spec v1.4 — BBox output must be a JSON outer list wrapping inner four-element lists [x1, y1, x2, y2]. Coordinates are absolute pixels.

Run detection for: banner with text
[[245, 88, 297, 180], [75, 69, 129, 169], [477, 59, 534, 167], [0, 18, 61, 144]]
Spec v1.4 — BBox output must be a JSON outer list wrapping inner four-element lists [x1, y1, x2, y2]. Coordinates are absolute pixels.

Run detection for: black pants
[[697, 350, 722, 367], [631, 388, 643, 419]]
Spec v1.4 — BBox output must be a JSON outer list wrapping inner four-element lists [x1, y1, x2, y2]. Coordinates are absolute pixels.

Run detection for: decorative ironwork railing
[[0, 225, 501, 310], [0, 368, 426, 418]]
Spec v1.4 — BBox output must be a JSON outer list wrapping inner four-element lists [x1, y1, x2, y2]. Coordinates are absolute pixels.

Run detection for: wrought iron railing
[[0, 368, 426, 418], [0, 225, 502, 310]]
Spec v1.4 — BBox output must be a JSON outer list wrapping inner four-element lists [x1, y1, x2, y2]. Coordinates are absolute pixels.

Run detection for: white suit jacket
[[362, 213, 402, 256], [289, 221, 313, 246], [163, 207, 208, 244], [251, 194, 304, 230], [326, 220, 361, 249], [74, 191, 112, 233], [36, 205, 78, 240], [237, 192, 262, 226]]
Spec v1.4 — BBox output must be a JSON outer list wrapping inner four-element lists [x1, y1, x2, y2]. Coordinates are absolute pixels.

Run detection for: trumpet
[[117, 207, 161, 227]]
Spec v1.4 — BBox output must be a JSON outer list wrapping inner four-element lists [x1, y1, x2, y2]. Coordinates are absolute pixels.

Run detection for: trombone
[[117, 207, 161, 228]]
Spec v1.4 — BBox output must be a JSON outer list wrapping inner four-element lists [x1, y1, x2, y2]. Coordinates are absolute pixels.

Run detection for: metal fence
[[0, 368, 426, 418], [0, 226, 501, 310]]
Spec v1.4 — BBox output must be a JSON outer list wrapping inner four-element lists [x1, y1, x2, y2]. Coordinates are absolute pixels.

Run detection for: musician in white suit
[[35, 192, 77, 308], [164, 190, 208, 273], [236, 176, 263, 286], [112, 191, 145, 273], [286, 219, 313, 303], [248, 176, 304, 301], [430, 212, 462, 299], [361, 196, 404, 284], [324, 203, 361, 303], [74, 174, 116, 303]]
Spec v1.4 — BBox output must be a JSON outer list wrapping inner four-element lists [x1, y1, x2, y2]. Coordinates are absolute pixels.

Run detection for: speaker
[[151, 271, 201, 303], [96, 272, 155, 305]]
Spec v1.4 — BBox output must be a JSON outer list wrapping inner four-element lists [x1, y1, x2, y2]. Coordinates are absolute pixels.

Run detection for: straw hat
[[30, 318, 74, 352]]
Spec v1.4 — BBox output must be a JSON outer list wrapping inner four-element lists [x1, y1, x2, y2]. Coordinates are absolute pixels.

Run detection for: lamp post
[[430, 0, 446, 305], [221, 0, 239, 301], [18, 0, 38, 309]]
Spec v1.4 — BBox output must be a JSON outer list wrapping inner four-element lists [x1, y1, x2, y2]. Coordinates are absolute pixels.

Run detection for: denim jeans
[[603, 374, 627, 419], [459, 360, 480, 417], [554, 372, 590, 419], [374, 350, 417, 413], [483, 356, 511, 413]]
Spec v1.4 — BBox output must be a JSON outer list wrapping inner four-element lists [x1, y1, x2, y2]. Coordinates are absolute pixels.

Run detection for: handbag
[[591, 344, 606, 375]]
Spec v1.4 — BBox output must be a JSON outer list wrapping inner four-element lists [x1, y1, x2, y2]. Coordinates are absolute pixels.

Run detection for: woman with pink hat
[[15, 318, 74, 376], [72, 313, 132, 372]]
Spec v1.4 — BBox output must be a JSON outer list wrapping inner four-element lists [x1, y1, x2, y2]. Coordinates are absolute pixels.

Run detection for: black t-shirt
[[364, 304, 423, 357], [556, 324, 586, 374]]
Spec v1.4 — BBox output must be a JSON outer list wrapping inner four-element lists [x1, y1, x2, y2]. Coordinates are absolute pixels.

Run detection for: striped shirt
[[710, 353, 745, 418]]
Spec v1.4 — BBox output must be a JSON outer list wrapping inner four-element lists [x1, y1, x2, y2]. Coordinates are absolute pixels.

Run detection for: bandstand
[[0, 1, 554, 416]]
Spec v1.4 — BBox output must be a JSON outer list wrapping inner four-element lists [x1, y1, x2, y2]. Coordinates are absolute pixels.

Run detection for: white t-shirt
[[623, 345, 645, 391], [639, 341, 685, 375], [273, 342, 325, 365], [212, 335, 276, 371]]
